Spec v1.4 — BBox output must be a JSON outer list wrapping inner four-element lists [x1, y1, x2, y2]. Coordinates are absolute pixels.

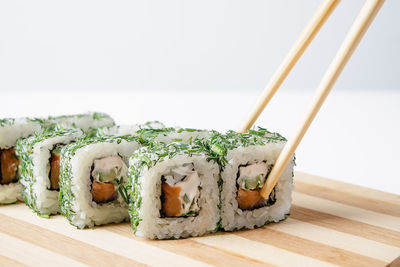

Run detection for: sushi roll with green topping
[[206, 128, 295, 231], [15, 126, 84, 216], [128, 142, 220, 239], [136, 127, 209, 145], [94, 121, 166, 137], [59, 135, 140, 228], [0, 118, 42, 204], [44, 112, 115, 134]]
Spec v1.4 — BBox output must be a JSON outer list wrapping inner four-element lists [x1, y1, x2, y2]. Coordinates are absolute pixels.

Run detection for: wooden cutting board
[[1, 171, 399, 267]]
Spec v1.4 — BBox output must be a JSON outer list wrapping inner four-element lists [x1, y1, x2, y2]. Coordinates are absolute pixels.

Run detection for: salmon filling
[[0, 148, 19, 185], [90, 155, 127, 204], [48, 145, 64, 190], [237, 188, 266, 210], [160, 163, 201, 217], [236, 162, 276, 210], [91, 181, 118, 203], [161, 182, 182, 217]]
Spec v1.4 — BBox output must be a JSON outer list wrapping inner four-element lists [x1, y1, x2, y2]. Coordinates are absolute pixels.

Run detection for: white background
[[0, 1, 399, 194]]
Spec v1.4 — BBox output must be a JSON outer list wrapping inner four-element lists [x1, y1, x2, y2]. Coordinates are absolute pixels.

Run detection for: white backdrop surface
[[0, 0, 399, 91], [1, 90, 399, 194], [0, 1, 399, 194]]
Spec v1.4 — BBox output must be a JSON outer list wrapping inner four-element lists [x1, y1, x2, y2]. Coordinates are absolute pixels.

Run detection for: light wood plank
[[0, 232, 88, 267], [266, 218, 400, 262], [295, 179, 400, 217], [0, 254, 28, 267], [291, 205, 400, 247], [0, 172, 399, 266], [194, 233, 336, 267], [236, 227, 385, 267], [0, 214, 145, 267], [388, 256, 400, 267], [294, 171, 400, 206], [293, 191, 400, 232], [0, 204, 210, 267], [108, 224, 272, 267]]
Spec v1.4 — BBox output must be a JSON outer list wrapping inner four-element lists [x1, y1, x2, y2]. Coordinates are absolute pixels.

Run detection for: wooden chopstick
[[259, 0, 385, 199], [238, 0, 340, 133]]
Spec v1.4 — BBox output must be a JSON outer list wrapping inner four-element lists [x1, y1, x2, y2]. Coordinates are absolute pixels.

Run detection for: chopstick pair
[[238, 0, 385, 199]]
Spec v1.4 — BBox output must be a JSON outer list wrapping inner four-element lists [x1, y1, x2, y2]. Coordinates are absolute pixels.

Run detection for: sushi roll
[[94, 121, 166, 137], [44, 112, 115, 134], [0, 118, 42, 204], [59, 135, 140, 228], [94, 124, 141, 137], [128, 142, 220, 239], [15, 126, 83, 216], [96, 124, 208, 146], [209, 128, 295, 231], [136, 127, 209, 145]]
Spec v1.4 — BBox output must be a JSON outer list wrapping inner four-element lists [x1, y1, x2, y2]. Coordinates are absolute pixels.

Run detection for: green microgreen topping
[[183, 194, 190, 204], [115, 177, 130, 204], [211, 143, 226, 156]]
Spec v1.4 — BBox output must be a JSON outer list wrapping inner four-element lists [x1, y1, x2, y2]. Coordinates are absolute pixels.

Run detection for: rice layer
[[60, 136, 140, 228], [207, 129, 295, 231], [0, 118, 42, 204], [221, 144, 294, 231], [16, 127, 83, 216], [129, 142, 220, 239]]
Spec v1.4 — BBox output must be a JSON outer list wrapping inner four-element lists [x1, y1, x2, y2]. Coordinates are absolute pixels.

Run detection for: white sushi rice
[[20, 131, 83, 215], [0, 118, 42, 149], [98, 125, 141, 136], [67, 139, 140, 228], [96, 121, 165, 137], [221, 143, 295, 231], [0, 118, 42, 204], [154, 129, 209, 143], [0, 183, 22, 204], [48, 112, 114, 133], [133, 154, 220, 239]]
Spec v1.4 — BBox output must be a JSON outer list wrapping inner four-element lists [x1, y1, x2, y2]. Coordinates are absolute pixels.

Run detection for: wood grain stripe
[[0, 204, 209, 267], [0, 254, 28, 267], [194, 233, 336, 267], [387, 256, 400, 267], [291, 205, 400, 247], [0, 214, 144, 267], [236, 227, 385, 267], [107, 224, 272, 267], [266, 218, 400, 262], [294, 172, 400, 206], [0, 232, 88, 267], [0, 172, 398, 266], [295, 180, 400, 217], [293, 192, 400, 232]]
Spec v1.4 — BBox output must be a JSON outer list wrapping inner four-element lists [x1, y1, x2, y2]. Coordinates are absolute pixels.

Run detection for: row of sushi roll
[[128, 128, 294, 239], [0, 113, 294, 239], [0, 112, 114, 205]]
